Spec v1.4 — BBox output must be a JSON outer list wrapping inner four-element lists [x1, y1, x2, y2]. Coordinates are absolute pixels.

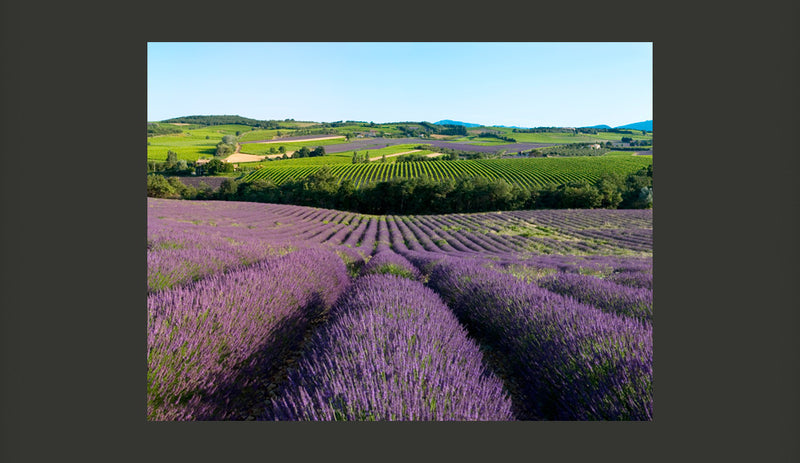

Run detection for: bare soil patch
[[367, 150, 421, 161], [425, 152, 445, 158], [223, 152, 268, 163]]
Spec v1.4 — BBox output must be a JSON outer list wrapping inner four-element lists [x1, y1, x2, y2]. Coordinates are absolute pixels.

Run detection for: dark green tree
[[217, 179, 239, 199], [595, 172, 624, 208], [147, 175, 177, 198], [165, 150, 178, 167], [203, 158, 233, 175]]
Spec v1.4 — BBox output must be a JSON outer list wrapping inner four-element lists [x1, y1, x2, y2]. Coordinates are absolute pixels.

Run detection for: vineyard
[[238, 155, 653, 188], [147, 198, 652, 421]]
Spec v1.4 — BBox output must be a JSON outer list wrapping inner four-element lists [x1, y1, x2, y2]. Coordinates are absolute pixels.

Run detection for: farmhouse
[[589, 144, 601, 149]]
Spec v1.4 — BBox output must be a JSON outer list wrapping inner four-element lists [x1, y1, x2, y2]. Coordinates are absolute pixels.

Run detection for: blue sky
[[148, 42, 651, 128]]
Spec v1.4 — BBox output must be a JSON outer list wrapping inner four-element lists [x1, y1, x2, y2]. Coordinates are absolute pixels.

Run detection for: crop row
[[147, 198, 653, 420], [266, 274, 514, 420], [409, 254, 653, 420], [147, 227, 290, 292], [148, 198, 653, 260], [239, 156, 653, 189], [147, 248, 351, 420]]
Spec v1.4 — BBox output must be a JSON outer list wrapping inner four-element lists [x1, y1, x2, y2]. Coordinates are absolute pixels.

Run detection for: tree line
[[161, 115, 280, 128], [148, 165, 653, 214], [147, 122, 183, 137], [529, 143, 610, 157], [477, 132, 517, 142]]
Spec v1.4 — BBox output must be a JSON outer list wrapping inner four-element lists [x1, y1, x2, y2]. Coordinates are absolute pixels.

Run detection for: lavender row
[[493, 253, 652, 277], [607, 270, 653, 289], [265, 274, 514, 420], [535, 272, 653, 324], [356, 217, 378, 253], [147, 228, 289, 292], [147, 248, 351, 420], [323, 137, 555, 154], [342, 215, 369, 247], [375, 218, 392, 252], [384, 215, 410, 252], [240, 134, 345, 144], [149, 198, 651, 258], [390, 216, 427, 253], [421, 256, 653, 420]]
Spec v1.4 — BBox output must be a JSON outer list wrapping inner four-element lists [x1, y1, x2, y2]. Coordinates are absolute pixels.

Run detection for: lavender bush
[[147, 248, 351, 421], [147, 228, 289, 292], [425, 257, 653, 420], [607, 270, 653, 290], [266, 274, 514, 421], [536, 272, 653, 324]]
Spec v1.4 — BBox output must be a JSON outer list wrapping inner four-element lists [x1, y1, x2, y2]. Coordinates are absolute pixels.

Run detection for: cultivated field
[[149, 117, 653, 165], [148, 124, 257, 162], [147, 198, 653, 421], [239, 155, 653, 189]]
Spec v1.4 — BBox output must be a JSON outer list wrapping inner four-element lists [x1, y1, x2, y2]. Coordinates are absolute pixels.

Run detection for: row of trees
[[147, 155, 235, 176], [351, 151, 370, 163], [161, 115, 280, 128], [477, 132, 517, 142], [147, 150, 193, 175], [436, 125, 468, 136], [146, 122, 183, 137], [620, 137, 651, 146], [606, 128, 649, 135], [393, 123, 477, 138], [513, 127, 579, 134], [149, 165, 653, 214], [293, 146, 326, 158], [413, 145, 488, 160], [529, 143, 610, 157]]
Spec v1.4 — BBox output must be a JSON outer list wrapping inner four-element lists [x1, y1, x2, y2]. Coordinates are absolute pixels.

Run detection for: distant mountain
[[491, 125, 530, 130], [581, 124, 612, 129], [433, 119, 483, 128], [436, 119, 653, 132], [614, 120, 653, 131]]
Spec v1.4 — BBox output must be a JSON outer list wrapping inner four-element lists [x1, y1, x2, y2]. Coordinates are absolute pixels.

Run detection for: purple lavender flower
[[266, 274, 514, 421], [425, 257, 652, 420], [147, 248, 351, 421], [536, 272, 653, 324]]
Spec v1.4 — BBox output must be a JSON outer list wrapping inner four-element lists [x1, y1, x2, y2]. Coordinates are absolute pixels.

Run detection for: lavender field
[[147, 197, 653, 421], [241, 136, 556, 154]]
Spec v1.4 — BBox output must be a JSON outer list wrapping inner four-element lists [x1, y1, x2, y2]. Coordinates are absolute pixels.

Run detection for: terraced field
[[238, 155, 653, 188]]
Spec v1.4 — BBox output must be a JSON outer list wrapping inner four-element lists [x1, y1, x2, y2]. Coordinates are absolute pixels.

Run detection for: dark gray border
[[2, 1, 798, 462]]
